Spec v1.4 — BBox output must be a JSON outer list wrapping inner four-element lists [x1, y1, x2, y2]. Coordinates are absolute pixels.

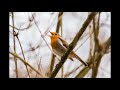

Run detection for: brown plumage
[[49, 32, 88, 67]]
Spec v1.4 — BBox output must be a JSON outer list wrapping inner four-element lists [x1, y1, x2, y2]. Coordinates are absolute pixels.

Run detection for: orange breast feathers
[[50, 37, 59, 49]]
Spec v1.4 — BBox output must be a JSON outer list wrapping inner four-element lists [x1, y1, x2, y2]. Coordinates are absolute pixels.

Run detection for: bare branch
[[11, 12, 18, 78], [76, 36, 111, 78], [75, 66, 91, 78], [32, 13, 52, 52], [9, 52, 46, 78], [50, 54, 56, 74], [64, 65, 81, 78], [92, 12, 101, 78], [56, 12, 63, 32], [9, 13, 35, 31], [16, 35, 30, 77]]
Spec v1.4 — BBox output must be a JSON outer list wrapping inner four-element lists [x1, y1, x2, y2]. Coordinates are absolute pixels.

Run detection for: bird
[[49, 31, 88, 67]]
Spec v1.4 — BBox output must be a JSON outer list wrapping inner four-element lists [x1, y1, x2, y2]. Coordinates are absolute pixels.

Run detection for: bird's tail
[[74, 54, 88, 67]]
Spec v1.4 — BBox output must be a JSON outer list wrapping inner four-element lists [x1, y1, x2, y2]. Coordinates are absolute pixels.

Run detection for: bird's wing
[[59, 37, 69, 48]]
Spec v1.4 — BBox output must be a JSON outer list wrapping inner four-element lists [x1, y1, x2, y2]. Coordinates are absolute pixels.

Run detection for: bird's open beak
[[49, 31, 52, 35]]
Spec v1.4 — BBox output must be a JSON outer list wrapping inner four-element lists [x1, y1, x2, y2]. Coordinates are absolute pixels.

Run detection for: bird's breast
[[51, 39, 57, 49]]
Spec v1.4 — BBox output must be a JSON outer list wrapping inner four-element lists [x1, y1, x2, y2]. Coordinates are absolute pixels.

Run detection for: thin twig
[[44, 13, 58, 36], [16, 35, 31, 78], [32, 13, 52, 52], [35, 57, 42, 78], [64, 65, 81, 78], [75, 65, 91, 78], [50, 54, 56, 74], [9, 52, 46, 78], [75, 36, 111, 78], [11, 12, 18, 78], [75, 30, 94, 52], [9, 13, 35, 31]]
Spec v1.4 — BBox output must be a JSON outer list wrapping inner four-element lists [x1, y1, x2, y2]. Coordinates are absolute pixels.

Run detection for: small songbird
[[49, 31, 88, 67]]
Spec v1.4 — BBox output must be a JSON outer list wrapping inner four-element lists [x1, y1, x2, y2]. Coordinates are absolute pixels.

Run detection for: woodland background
[[9, 12, 111, 78]]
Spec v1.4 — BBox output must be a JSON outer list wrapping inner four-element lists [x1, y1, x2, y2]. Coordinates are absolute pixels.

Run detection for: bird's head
[[49, 31, 60, 39]]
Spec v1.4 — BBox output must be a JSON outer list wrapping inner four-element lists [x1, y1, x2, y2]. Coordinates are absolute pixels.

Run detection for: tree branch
[[11, 12, 18, 78], [75, 36, 111, 78], [16, 35, 31, 77], [92, 13, 101, 78], [9, 52, 46, 78]]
